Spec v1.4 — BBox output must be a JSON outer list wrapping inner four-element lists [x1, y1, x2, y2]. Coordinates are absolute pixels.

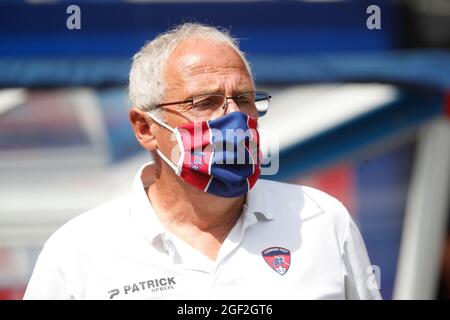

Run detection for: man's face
[[152, 37, 255, 163]]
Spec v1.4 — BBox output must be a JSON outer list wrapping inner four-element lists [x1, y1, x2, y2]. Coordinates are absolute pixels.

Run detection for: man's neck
[[146, 162, 245, 260]]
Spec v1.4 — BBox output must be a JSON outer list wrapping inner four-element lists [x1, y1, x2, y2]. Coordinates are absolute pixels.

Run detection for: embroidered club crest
[[262, 247, 291, 275], [191, 151, 204, 171]]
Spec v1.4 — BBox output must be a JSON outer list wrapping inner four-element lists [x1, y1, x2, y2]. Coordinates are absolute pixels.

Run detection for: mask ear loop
[[147, 112, 184, 176]]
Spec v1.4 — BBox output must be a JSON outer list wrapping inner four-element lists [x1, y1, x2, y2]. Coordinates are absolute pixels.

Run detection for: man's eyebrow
[[233, 86, 255, 95], [186, 86, 255, 98]]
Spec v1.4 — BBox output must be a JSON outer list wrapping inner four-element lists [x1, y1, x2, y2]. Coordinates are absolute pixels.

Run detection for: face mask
[[148, 111, 261, 198]]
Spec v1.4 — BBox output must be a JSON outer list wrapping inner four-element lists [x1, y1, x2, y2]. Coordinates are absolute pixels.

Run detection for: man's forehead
[[167, 38, 248, 76], [165, 38, 253, 96]]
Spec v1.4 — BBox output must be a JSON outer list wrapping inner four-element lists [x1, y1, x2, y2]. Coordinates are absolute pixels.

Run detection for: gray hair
[[128, 23, 253, 113]]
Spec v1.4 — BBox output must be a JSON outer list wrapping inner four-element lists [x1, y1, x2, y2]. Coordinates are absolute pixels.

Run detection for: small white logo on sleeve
[[366, 265, 381, 290]]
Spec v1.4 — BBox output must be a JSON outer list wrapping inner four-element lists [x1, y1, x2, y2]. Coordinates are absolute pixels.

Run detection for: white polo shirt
[[24, 162, 382, 300]]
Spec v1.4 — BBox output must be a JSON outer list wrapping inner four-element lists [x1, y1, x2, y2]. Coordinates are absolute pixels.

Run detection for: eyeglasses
[[152, 91, 271, 120]]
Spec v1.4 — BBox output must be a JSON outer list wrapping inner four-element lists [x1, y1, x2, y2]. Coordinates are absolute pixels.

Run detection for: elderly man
[[24, 23, 381, 300]]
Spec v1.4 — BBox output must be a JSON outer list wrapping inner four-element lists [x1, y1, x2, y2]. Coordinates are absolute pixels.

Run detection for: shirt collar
[[129, 161, 167, 245], [243, 179, 275, 221], [128, 162, 275, 245]]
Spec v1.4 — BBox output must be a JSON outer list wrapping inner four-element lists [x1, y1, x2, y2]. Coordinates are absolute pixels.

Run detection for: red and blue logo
[[262, 247, 291, 275]]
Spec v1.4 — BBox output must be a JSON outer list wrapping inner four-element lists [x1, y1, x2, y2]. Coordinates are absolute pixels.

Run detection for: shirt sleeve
[[23, 243, 74, 300], [342, 214, 383, 300]]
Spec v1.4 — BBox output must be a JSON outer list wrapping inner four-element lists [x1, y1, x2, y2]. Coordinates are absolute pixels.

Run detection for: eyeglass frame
[[150, 91, 271, 116]]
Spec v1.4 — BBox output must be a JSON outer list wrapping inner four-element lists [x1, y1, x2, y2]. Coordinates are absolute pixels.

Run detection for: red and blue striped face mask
[[148, 111, 261, 198]]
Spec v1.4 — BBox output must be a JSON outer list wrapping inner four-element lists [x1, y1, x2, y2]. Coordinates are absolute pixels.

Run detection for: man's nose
[[225, 98, 240, 114]]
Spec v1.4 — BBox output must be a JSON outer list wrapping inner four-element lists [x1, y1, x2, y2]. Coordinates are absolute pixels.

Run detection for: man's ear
[[129, 107, 158, 151]]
